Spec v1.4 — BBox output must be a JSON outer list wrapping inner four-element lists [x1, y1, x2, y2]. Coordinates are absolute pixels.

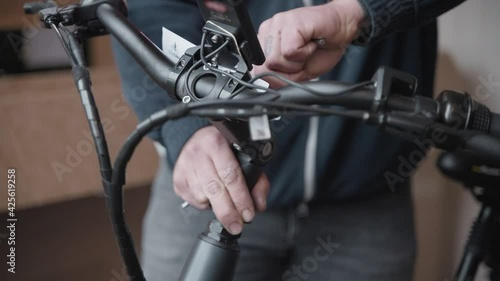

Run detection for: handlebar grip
[[233, 149, 262, 190], [468, 103, 491, 133], [468, 100, 500, 139]]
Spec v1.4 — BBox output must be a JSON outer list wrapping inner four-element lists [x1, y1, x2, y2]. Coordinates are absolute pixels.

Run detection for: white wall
[[413, 0, 500, 280]]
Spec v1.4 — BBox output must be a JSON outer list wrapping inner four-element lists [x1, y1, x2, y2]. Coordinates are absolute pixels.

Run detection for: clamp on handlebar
[[368, 66, 418, 126], [25, 0, 127, 38], [166, 11, 275, 189]]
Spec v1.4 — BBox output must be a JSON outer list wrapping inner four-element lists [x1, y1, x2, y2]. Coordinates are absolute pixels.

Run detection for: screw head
[[232, 143, 242, 151], [262, 142, 273, 157], [182, 96, 191, 103], [211, 57, 218, 66]]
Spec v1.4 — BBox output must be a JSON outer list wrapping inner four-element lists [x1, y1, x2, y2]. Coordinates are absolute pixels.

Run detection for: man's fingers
[[172, 126, 269, 235], [302, 48, 345, 79], [259, 29, 304, 73], [251, 173, 270, 212], [281, 29, 317, 62], [209, 142, 256, 224], [197, 161, 243, 235], [173, 166, 210, 209]]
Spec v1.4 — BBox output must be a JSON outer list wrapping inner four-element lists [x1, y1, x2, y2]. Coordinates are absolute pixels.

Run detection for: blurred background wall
[[0, 0, 499, 280]]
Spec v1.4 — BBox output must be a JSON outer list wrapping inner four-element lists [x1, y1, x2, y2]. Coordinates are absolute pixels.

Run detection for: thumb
[[251, 173, 270, 212], [282, 33, 318, 62]]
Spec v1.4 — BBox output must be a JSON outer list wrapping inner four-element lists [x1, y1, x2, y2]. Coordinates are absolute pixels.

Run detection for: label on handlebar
[[162, 28, 196, 62]]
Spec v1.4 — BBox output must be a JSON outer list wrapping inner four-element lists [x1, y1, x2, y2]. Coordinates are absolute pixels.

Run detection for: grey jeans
[[141, 159, 416, 281]]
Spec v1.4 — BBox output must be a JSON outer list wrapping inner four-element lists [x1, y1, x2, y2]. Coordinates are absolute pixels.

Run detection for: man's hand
[[173, 126, 270, 235], [254, 0, 365, 88]]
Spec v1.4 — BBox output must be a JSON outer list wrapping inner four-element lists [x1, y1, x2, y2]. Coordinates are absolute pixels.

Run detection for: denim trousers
[[140, 158, 416, 281]]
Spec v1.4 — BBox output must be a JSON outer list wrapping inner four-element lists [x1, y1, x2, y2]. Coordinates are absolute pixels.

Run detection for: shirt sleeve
[[113, 0, 211, 166], [354, 0, 466, 45]]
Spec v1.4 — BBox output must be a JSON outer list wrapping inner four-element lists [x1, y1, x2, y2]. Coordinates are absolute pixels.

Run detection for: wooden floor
[[0, 186, 151, 281]]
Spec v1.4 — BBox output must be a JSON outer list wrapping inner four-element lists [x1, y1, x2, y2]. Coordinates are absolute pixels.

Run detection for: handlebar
[[96, 3, 175, 90], [95, 3, 500, 143]]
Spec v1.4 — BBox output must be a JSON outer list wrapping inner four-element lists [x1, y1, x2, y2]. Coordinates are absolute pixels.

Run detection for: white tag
[[162, 27, 196, 62], [249, 114, 272, 141]]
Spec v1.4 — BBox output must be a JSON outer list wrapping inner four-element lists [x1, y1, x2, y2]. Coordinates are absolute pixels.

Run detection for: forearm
[[355, 0, 466, 44]]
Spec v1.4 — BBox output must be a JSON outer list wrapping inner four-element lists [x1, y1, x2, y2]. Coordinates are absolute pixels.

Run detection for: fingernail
[[229, 222, 242, 235], [242, 209, 254, 223]]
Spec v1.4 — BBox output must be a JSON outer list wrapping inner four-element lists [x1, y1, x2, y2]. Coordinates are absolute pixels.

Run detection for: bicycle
[[23, 1, 500, 281]]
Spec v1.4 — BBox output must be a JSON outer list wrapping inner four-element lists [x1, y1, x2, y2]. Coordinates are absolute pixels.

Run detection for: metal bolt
[[232, 143, 243, 151], [211, 57, 218, 67], [262, 142, 273, 157], [180, 59, 187, 67], [182, 96, 191, 103], [211, 35, 220, 44]]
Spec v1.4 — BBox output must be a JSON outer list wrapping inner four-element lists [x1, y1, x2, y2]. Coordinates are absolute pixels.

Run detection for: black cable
[[112, 98, 372, 187], [56, 24, 143, 280], [248, 73, 375, 98], [66, 33, 113, 181], [189, 99, 369, 119], [113, 99, 369, 189], [66, 31, 85, 66], [50, 23, 78, 66], [228, 73, 374, 99]]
